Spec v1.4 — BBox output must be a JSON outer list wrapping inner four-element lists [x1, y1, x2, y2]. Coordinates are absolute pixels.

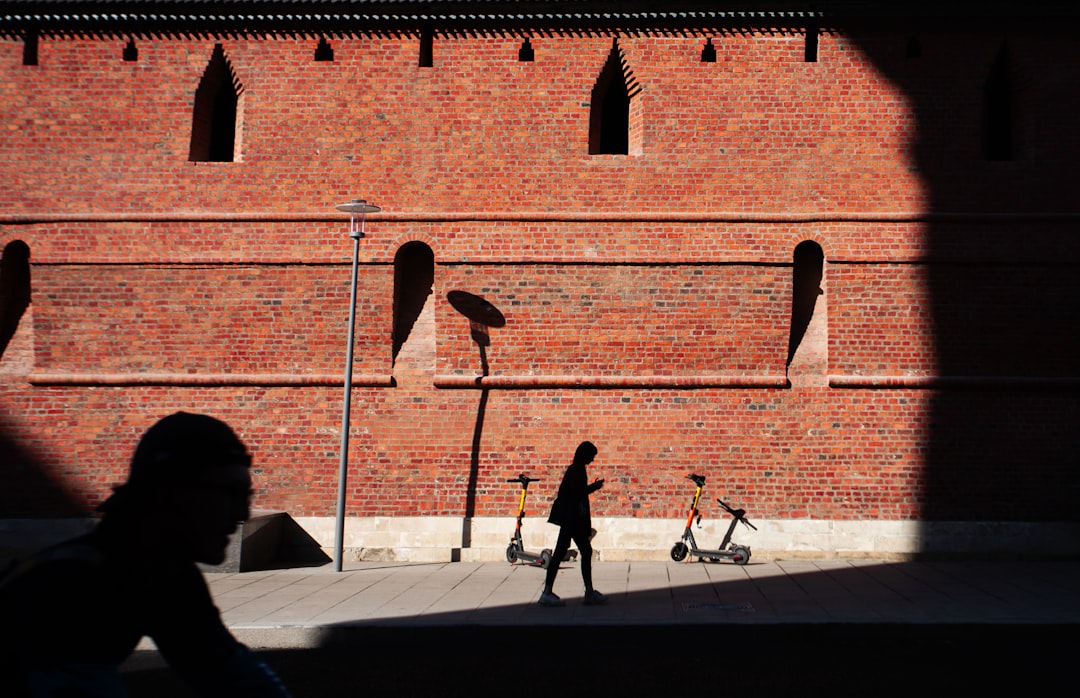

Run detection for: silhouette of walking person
[[539, 440, 606, 607], [0, 412, 292, 697]]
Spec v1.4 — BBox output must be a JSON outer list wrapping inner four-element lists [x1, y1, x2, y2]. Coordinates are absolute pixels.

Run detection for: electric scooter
[[505, 474, 554, 568], [670, 473, 755, 565]]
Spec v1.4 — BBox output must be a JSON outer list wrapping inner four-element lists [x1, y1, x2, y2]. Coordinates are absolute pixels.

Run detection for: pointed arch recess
[[189, 44, 244, 162], [589, 38, 643, 156]]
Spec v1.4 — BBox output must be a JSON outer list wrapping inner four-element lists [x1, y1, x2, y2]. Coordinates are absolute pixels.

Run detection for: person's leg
[[573, 527, 607, 605], [543, 527, 573, 595], [570, 527, 594, 593]]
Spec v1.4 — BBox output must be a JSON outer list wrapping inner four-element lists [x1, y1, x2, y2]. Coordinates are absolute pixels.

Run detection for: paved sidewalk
[[197, 559, 1080, 648]]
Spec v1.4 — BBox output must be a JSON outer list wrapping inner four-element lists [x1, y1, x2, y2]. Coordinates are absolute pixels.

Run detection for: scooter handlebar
[[716, 498, 757, 530], [507, 473, 540, 484], [686, 473, 707, 487]]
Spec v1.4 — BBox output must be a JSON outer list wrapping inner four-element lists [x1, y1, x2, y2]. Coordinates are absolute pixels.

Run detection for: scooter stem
[[685, 486, 703, 529], [517, 487, 528, 519]]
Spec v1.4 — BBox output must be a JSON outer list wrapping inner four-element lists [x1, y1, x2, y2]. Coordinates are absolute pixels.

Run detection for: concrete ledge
[[6, 517, 1079, 567], [291, 515, 1080, 563]]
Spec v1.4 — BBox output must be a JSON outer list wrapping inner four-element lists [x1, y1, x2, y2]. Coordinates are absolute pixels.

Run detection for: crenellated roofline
[[3, 1, 1077, 37]]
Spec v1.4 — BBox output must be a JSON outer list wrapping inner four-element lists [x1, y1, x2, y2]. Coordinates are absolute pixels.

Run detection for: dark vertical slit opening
[[905, 36, 921, 58], [983, 43, 1014, 162], [314, 38, 334, 62], [419, 26, 434, 68], [805, 22, 819, 63], [518, 38, 534, 62], [701, 38, 717, 63], [23, 30, 38, 66]]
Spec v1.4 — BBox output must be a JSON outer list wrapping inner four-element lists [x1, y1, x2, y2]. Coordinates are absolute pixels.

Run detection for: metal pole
[[334, 232, 361, 572], [333, 199, 379, 573]]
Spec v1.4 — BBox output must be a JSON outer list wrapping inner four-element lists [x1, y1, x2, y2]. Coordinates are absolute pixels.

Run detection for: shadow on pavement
[[119, 559, 1080, 697], [121, 623, 1076, 697]]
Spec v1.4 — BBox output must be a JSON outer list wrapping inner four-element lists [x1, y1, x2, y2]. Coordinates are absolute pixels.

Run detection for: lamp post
[[333, 199, 381, 572]]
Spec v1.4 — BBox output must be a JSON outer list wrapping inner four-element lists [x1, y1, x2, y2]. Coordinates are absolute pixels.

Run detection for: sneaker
[[538, 591, 565, 607], [584, 590, 608, 606]]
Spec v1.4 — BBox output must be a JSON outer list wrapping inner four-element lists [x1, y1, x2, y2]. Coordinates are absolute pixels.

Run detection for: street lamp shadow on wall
[[446, 290, 507, 552], [333, 199, 381, 573]]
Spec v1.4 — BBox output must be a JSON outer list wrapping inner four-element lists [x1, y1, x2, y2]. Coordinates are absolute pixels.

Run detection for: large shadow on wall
[[846, 20, 1080, 539], [1, 240, 83, 533], [447, 291, 506, 548], [0, 418, 82, 520]]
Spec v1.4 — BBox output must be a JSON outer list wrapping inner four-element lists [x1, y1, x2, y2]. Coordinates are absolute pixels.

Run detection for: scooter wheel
[[732, 546, 751, 565], [540, 549, 553, 569], [670, 542, 689, 562], [506, 544, 518, 564]]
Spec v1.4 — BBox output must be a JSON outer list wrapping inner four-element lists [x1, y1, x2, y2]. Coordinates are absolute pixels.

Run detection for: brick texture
[[1, 24, 1078, 532]]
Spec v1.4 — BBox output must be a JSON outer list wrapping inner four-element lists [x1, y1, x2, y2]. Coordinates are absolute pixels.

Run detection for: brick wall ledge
[[434, 374, 790, 389], [5, 211, 1080, 224], [23, 373, 1079, 389], [27, 372, 396, 387], [829, 375, 1080, 389]]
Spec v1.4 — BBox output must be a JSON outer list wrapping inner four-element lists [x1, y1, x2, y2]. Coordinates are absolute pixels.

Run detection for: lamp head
[[335, 199, 381, 239]]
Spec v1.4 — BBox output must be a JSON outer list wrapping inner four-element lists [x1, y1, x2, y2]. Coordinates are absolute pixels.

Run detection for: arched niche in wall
[[392, 242, 436, 374], [0, 240, 31, 363], [786, 240, 827, 386]]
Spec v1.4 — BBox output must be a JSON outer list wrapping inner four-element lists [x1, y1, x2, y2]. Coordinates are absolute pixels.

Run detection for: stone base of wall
[[4, 517, 1079, 568], [297, 515, 1080, 563]]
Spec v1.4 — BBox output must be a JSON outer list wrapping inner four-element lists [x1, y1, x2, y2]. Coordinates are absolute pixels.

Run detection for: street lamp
[[333, 198, 381, 572]]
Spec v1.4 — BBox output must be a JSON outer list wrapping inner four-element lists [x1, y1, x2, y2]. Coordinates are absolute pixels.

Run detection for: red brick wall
[[438, 264, 790, 376], [2, 25, 1078, 530], [0, 32, 925, 214]]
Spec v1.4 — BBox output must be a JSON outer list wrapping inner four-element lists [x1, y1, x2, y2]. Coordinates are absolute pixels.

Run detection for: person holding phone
[[539, 440, 606, 607]]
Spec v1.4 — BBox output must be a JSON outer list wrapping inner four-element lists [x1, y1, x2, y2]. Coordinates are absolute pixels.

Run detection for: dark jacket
[[547, 459, 601, 530]]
